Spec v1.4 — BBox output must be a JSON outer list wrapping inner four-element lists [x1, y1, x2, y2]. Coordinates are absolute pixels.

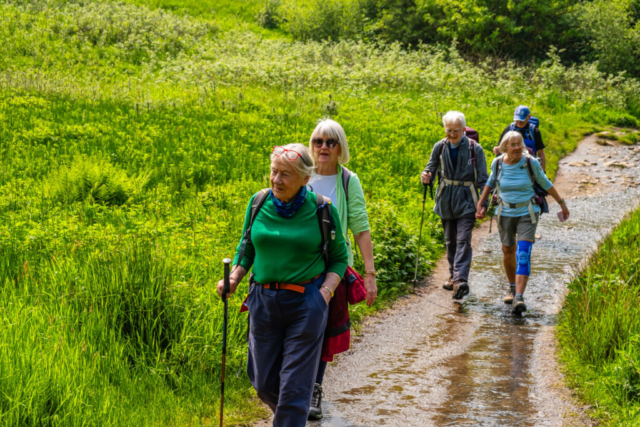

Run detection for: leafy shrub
[[257, 0, 282, 29], [355, 200, 437, 298], [575, 0, 640, 77], [51, 157, 145, 205]]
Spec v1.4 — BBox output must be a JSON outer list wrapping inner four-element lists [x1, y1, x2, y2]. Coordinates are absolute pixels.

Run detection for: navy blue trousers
[[246, 275, 329, 427]]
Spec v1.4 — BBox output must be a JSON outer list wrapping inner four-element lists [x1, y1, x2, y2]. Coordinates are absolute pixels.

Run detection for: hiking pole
[[220, 258, 231, 427], [413, 183, 429, 290]]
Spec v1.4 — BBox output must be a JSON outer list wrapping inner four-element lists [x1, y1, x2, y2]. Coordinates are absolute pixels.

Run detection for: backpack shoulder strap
[[468, 137, 477, 186], [236, 189, 270, 267], [315, 193, 335, 269], [341, 166, 352, 203], [525, 157, 536, 184], [528, 123, 536, 141], [437, 141, 447, 180]]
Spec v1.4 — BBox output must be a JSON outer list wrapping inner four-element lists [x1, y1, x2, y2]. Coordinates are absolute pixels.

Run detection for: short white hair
[[271, 143, 315, 178], [442, 111, 466, 128], [498, 131, 531, 156], [309, 119, 350, 164]]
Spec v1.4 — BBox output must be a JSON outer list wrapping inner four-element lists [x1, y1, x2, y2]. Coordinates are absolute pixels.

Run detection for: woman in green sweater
[[306, 118, 377, 420], [217, 143, 348, 426]]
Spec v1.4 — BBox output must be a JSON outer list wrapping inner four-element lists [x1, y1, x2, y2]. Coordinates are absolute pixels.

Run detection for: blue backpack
[[510, 116, 539, 156]]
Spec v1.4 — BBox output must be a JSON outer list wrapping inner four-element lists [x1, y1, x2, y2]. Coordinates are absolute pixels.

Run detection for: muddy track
[[256, 135, 640, 426]]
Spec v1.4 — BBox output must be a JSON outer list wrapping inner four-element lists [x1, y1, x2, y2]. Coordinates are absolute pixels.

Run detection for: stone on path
[[604, 161, 636, 168], [596, 139, 615, 146]]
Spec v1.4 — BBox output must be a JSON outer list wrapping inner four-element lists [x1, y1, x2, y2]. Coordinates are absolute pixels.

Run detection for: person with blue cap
[[493, 105, 546, 172]]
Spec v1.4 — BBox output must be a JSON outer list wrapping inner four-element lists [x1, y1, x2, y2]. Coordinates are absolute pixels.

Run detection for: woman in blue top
[[476, 131, 570, 314]]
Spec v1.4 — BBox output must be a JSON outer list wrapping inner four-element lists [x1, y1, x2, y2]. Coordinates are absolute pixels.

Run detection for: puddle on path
[[310, 142, 640, 427]]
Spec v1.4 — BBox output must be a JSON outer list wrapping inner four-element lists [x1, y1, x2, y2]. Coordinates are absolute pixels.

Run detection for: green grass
[[0, 0, 639, 425], [123, 0, 289, 36], [558, 207, 640, 425]]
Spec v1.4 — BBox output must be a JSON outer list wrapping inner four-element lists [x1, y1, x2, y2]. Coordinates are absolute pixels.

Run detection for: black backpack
[[235, 189, 336, 270]]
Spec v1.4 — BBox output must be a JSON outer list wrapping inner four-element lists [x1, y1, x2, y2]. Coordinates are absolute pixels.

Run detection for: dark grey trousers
[[441, 213, 476, 283]]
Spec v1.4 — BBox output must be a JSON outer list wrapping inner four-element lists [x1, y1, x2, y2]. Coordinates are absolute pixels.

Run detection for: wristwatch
[[321, 286, 334, 298], [365, 270, 377, 276]]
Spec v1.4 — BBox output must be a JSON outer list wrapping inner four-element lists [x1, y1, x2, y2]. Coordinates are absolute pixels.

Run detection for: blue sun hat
[[513, 105, 530, 121]]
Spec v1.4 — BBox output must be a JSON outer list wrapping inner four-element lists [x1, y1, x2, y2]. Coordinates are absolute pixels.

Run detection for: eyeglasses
[[445, 128, 463, 134], [272, 146, 311, 165], [312, 137, 339, 149]]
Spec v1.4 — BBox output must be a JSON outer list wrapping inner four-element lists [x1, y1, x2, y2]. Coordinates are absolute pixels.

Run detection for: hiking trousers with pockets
[[441, 212, 476, 283], [246, 274, 329, 427]]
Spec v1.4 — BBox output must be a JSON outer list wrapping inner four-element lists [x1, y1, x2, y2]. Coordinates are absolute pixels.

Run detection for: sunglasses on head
[[312, 137, 339, 149], [272, 146, 311, 165]]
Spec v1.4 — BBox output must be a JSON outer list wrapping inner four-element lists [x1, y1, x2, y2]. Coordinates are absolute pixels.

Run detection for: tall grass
[[558, 207, 640, 425]]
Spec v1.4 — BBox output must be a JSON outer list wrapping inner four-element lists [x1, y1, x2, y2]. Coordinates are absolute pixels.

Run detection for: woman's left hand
[[319, 287, 332, 305], [364, 274, 377, 307], [561, 204, 570, 221]]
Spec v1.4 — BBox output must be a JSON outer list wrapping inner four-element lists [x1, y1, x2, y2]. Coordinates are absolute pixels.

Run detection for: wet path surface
[[310, 137, 640, 426]]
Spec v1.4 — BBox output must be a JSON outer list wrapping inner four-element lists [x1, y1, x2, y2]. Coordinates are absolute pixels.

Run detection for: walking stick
[[413, 182, 431, 290], [220, 258, 231, 427]]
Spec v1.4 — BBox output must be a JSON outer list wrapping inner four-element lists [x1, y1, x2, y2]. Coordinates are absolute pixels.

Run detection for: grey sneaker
[[308, 383, 324, 420], [512, 295, 527, 315], [453, 281, 469, 300], [503, 285, 515, 304], [443, 276, 454, 291]]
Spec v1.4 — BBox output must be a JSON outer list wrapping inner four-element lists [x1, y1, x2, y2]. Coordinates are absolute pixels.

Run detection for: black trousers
[[441, 213, 476, 283]]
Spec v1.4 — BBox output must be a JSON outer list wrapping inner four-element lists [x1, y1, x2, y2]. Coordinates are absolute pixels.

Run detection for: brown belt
[[258, 274, 322, 294]]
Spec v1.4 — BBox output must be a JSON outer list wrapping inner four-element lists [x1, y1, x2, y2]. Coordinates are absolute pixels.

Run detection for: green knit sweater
[[233, 191, 348, 284]]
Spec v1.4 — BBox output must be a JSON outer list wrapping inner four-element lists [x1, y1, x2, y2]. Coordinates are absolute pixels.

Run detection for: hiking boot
[[512, 295, 527, 315], [503, 285, 515, 304], [308, 383, 324, 421], [453, 281, 470, 300], [443, 276, 454, 291]]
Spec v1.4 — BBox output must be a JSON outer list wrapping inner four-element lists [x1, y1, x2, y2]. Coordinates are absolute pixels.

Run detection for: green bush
[[51, 157, 145, 205], [575, 0, 640, 77]]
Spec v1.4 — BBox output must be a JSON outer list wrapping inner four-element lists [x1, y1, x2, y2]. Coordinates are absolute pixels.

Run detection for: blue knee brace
[[516, 240, 533, 276]]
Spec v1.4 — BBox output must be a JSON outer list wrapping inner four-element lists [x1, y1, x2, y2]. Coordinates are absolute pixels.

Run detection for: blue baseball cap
[[513, 105, 530, 121]]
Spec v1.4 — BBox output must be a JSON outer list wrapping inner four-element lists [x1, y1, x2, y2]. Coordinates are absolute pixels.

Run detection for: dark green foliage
[[269, 0, 640, 77], [257, 0, 283, 28]]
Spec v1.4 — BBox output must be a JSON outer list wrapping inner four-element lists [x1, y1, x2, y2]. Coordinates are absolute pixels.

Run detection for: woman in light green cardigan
[[305, 118, 377, 421]]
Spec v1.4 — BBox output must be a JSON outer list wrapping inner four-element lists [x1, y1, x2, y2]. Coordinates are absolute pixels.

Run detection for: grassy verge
[[558, 206, 640, 425]]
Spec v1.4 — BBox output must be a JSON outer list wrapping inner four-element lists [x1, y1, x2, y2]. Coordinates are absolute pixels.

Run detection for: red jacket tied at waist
[[321, 266, 366, 362]]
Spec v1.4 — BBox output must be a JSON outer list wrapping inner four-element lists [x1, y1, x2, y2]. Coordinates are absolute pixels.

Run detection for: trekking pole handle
[[223, 258, 231, 297], [422, 183, 428, 202]]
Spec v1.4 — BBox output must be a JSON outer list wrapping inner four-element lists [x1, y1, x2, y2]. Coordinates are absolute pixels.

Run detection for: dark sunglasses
[[312, 137, 339, 149]]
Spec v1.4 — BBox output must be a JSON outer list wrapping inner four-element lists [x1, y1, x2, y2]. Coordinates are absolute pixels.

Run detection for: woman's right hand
[[217, 278, 237, 298], [421, 171, 431, 184], [476, 202, 487, 219]]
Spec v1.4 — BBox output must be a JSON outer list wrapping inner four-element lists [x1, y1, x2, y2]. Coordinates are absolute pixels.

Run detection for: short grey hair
[[271, 143, 315, 178], [498, 131, 529, 155], [442, 111, 466, 128], [309, 118, 350, 164]]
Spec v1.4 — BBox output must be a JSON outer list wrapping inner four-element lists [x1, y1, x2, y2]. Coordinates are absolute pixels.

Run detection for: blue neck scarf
[[270, 187, 307, 218]]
